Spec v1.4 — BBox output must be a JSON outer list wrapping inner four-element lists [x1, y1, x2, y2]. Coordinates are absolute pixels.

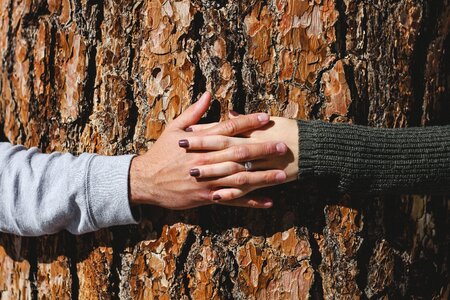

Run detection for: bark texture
[[1, 0, 449, 299]]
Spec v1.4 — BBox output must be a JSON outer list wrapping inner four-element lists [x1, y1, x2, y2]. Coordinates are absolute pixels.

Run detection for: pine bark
[[0, 0, 449, 299]]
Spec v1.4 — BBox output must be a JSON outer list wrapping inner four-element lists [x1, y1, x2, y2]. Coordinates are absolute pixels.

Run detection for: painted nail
[[185, 127, 193, 132], [190, 168, 200, 177], [213, 194, 222, 201], [257, 113, 269, 122], [276, 143, 287, 153], [179, 139, 189, 148], [276, 172, 286, 183], [230, 110, 240, 116]]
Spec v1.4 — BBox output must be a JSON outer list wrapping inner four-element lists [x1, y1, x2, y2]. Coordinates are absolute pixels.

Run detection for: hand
[[187, 114, 299, 185], [129, 93, 288, 210], [242, 116, 299, 182]]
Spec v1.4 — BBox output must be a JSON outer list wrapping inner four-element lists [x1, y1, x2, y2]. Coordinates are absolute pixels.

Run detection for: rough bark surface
[[0, 0, 449, 299]]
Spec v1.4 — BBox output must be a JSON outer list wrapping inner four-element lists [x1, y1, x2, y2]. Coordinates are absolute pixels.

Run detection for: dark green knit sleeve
[[297, 120, 450, 195]]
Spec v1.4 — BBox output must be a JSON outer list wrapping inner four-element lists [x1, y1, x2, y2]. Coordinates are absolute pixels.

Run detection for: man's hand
[[129, 92, 289, 209]]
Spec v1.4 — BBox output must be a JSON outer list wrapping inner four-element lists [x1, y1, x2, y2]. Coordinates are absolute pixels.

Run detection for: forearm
[[298, 121, 450, 195], [0, 142, 138, 236]]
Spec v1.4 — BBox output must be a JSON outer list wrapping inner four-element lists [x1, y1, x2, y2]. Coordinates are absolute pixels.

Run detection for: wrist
[[129, 155, 152, 205]]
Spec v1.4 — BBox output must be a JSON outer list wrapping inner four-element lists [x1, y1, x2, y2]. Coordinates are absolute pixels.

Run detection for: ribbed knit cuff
[[86, 154, 141, 229], [297, 120, 450, 195], [297, 120, 317, 180]]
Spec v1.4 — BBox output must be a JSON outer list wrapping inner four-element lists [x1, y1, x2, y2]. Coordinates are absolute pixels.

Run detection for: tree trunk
[[0, 0, 449, 299]]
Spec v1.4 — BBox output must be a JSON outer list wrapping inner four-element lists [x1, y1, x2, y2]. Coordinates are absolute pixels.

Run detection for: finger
[[197, 113, 270, 136], [210, 170, 287, 188], [203, 142, 287, 164], [215, 195, 273, 208], [185, 111, 241, 132], [185, 122, 218, 132], [189, 161, 267, 178], [179, 135, 250, 150], [189, 160, 266, 178], [171, 92, 212, 129]]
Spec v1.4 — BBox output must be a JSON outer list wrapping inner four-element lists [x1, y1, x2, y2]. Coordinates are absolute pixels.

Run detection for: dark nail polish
[[179, 139, 189, 148], [213, 194, 222, 201], [190, 168, 200, 177], [230, 110, 239, 116], [185, 127, 193, 132]]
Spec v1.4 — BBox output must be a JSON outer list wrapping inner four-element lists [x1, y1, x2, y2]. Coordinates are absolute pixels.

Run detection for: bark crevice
[[310, 58, 339, 120], [68, 234, 80, 300], [231, 3, 248, 114], [409, 1, 443, 127], [28, 238, 38, 300], [231, 45, 247, 114], [188, 11, 206, 103], [346, 63, 368, 125], [335, 0, 347, 58], [43, 21, 57, 151], [124, 19, 138, 149], [170, 229, 198, 299], [5, 0, 24, 143], [75, 1, 103, 139], [0, 122, 6, 142], [309, 231, 324, 299]]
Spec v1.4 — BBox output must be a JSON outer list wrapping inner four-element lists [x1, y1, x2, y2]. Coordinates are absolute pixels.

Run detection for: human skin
[[185, 114, 300, 199], [129, 92, 290, 209]]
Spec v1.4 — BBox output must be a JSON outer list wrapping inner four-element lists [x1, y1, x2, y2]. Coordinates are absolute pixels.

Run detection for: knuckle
[[234, 146, 250, 161], [235, 173, 249, 186], [220, 137, 230, 149], [265, 172, 276, 184], [197, 138, 204, 149], [263, 143, 276, 155], [224, 120, 238, 135], [201, 137, 211, 149], [228, 190, 240, 200], [232, 163, 242, 173]]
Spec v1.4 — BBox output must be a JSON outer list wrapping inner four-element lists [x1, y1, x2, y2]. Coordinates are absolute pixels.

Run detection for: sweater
[[1, 121, 449, 236], [297, 121, 450, 195], [0, 143, 138, 236]]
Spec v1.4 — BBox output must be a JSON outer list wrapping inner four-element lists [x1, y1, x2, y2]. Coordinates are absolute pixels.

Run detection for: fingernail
[[185, 127, 193, 132], [213, 194, 222, 201], [276, 172, 286, 183], [257, 113, 269, 122], [230, 110, 240, 116], [179, 139, 189, 148], [190, 168, 200, 177], [276, 143, 287, 153], [263, 200, 273, 208]]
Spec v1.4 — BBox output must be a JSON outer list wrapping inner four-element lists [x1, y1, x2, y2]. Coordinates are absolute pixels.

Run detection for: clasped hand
[[130, 92, 299, 209]]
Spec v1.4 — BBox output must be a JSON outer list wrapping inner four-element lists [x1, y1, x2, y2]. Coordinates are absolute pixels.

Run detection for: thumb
[[171, 92, 212, 129]]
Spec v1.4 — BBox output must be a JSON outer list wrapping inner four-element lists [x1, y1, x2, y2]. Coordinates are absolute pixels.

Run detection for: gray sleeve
[[0, 142, 139, 236]]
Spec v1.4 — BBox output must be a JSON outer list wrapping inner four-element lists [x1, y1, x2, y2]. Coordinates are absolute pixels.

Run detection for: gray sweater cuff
[[86, 154, 140, 229]]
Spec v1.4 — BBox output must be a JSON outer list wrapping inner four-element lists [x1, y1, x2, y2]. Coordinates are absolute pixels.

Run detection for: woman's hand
[[186, 115, 299, 188], [129, 93, 289, 209]]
